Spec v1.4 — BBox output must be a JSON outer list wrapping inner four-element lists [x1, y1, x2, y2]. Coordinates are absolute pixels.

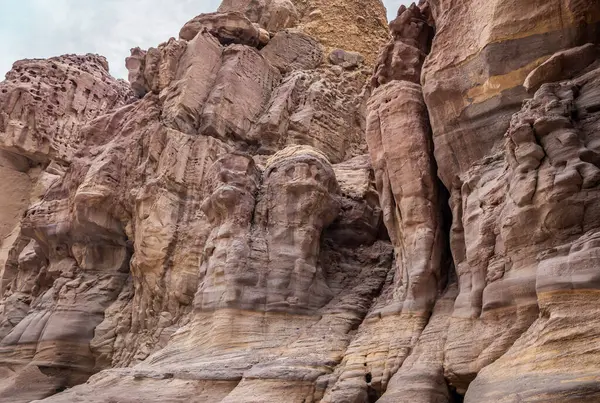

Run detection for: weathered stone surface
[[219, 0, 300, 32], [0, 54, 132, 162], [418, 1, 600, 399], [194, 145, 341, 313], [372, 3, 433, 87], [524, 43, 599, 93], [329, 155, 383, 247], [126, 39, 187, 98], [0, 3, 390, 400], [256, 25, 270, 45], [378, 286, 458, 403], [200, 45, 281, 143], [423, 0, 600, 187], [161, 32, 222, 134], [328, 49, 364, 69], [219, 0, 389, 65], [321, 26, 450, 401], [249, 67, 370, 163], [261, 30, 323, 73], [125, 47, 148, 97], [294, 0, 389, 66], [0, 55, 135, 402], [2, 0, 600, 402], [456, 65, 600, 402], [179, 12, 261, 47], [367, 80, 445, 313], [27, 144, 394, 403]]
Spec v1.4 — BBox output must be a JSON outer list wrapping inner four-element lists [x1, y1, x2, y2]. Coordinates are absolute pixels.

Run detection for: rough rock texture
[[219, 0, 300, 32], [179, 12, 262, 46], [372, 3, 433, 87], [0, 2, 389, 402], [261, 30, 323, 73], [2, 0, 600, 402], [319, 5, 450, 402], [219, 0, 390, 65], [458, 62, 600, 402], [329, 49, 364, 70], [0, 54, 133, 401], [423, 0, 600, 187], [420, 1, 600, 400], [1, 54, 132, 162]]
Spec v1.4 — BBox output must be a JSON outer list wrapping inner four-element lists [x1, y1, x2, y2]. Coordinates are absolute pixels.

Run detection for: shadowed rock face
[[1, 0, 600, 402]]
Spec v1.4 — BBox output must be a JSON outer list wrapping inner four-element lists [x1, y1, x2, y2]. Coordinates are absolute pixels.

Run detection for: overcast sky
[[0, 0, 408, 80]]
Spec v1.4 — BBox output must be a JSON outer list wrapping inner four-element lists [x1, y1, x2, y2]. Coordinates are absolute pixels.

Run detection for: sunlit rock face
[[420, 0, 600, 400], [423, 0, 600, 188], [218, 0, 390, 65], [1, 0, 600, 402], [0, 1, 393, 402]]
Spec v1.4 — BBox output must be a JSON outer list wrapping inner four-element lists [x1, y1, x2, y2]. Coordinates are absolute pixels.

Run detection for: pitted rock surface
[[1, 1, 600, 403]]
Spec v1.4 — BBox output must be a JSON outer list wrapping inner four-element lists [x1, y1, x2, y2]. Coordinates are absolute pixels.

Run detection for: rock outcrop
[[1, 0, 600, 402], [0, 2, 390, 402], [219, 0, 390, 65]]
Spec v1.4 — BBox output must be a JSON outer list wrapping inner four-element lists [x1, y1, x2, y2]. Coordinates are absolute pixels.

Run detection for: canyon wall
[[0, 0, 599, 402]]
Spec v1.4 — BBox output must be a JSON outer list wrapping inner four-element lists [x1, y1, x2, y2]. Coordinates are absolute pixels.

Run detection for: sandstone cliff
[[0, 0, 600, 402]]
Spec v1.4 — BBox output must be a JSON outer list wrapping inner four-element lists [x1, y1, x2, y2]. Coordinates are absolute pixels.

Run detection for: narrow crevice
[[366, 371, 380, 403], [437, 177, 456, 293], [448, 383, 465, 403]]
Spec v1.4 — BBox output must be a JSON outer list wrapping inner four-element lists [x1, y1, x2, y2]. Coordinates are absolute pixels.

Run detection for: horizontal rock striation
[[1, 0, 600, 402], [0, 2, 391, 402]]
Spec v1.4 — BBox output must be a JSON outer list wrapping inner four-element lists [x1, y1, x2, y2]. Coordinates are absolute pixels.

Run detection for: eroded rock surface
[[0, 2, 390, 402], [179, 12, 262, 47], [219, 0, 390, 64], [2, 0, 600, 402], [423, 0, 600, 187]]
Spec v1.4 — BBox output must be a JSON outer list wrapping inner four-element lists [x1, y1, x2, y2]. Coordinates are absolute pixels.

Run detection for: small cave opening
[[448, 384, 465, 403]]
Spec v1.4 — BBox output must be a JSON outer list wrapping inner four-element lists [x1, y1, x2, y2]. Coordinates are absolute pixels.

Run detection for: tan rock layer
[[219, 0, 390, 65], [0, 5, 392, 401], [1, 0, 600, 402]]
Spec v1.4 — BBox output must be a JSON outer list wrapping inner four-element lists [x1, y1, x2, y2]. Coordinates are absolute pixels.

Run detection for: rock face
[[423, 0, 600, 187], [219, 0, 390, 64], [1, 0, 600, 402], [179, 12, 263, 46]]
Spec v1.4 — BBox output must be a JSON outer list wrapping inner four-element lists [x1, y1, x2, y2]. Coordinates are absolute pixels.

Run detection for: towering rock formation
[[0, 0, 600, 402], [421, 1, 600, 400], [217, 0, 390, 64]]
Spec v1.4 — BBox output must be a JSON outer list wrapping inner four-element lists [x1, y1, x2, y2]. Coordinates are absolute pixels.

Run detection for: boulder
[[179, 12, 261, 47], [328, 49, 364, 69]]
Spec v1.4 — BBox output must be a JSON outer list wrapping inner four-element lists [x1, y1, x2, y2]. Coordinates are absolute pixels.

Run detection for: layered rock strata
[[321, 4, 451, 402], [0, 2, 392, 402], [421, 1, 600, 399], [218, 0, 390, 64], [1, 0, 600, 402]]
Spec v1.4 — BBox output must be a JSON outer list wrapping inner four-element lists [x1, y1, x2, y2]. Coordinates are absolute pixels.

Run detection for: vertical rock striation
[[0, 1, 393, 402], [1, 0, 600, 402]]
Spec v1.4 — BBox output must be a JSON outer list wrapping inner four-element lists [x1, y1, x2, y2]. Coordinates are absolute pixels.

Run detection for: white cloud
[[0, 0, 409, 80]]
